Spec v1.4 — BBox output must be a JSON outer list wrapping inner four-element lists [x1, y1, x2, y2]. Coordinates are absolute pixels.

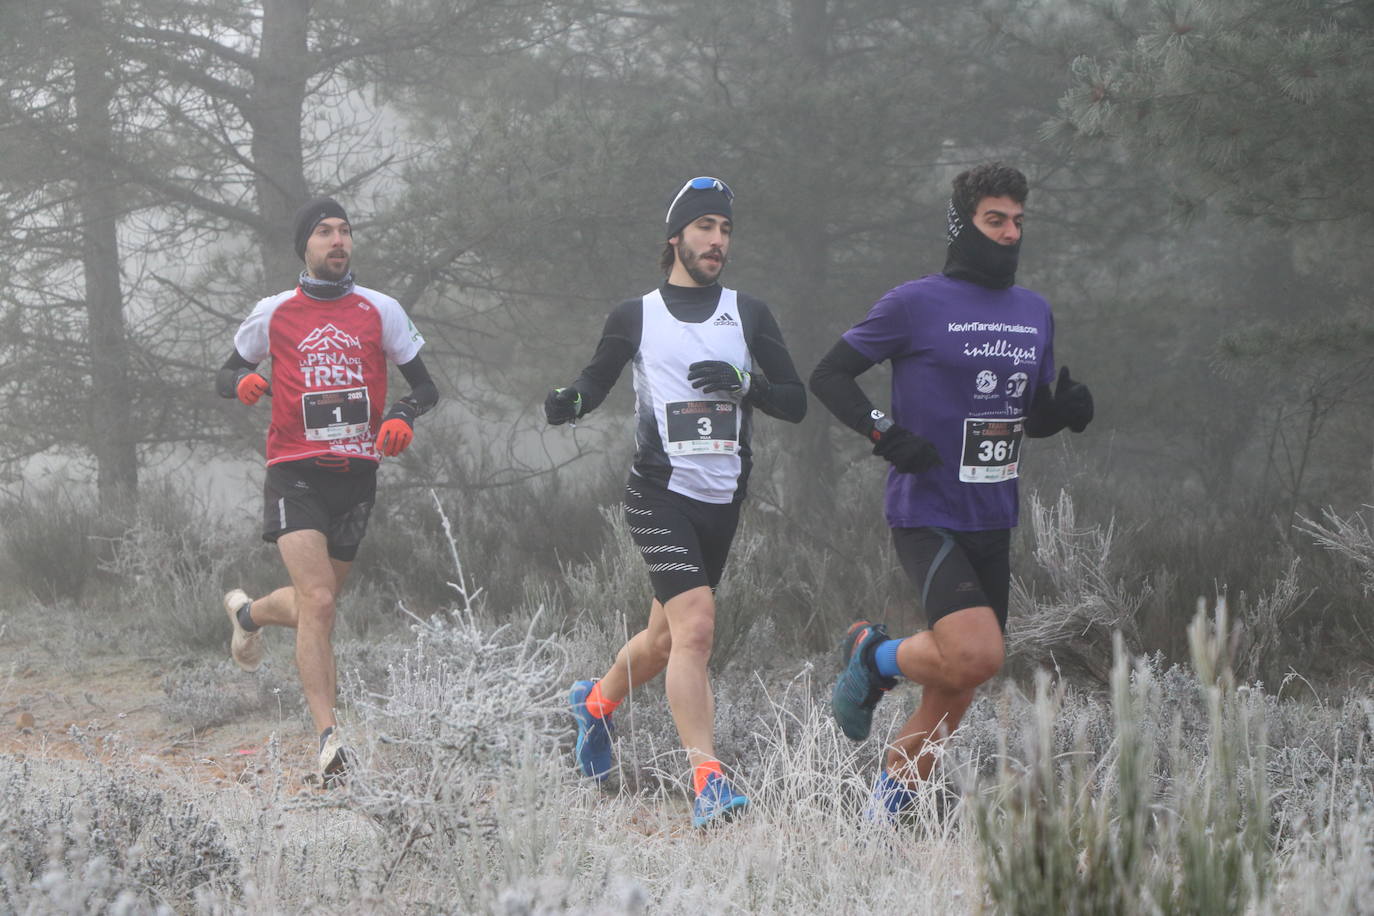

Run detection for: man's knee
[[296, 584, 337, 628], [949, 641, 1003, 688], [667, 589, 715, 656], [931, 606, 1004, 688]]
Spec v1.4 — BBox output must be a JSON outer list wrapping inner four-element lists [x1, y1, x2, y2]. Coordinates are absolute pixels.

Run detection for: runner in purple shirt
[[809, 163, 1094, 822]]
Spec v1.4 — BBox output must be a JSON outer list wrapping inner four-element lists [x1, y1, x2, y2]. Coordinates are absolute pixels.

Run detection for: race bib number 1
[[959, 417, 1024, 483], [664, 400, 738, 455], [302, 387, 370, 441]]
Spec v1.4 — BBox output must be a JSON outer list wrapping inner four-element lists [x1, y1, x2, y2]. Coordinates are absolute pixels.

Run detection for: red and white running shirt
[[233, 285, 424, 465]]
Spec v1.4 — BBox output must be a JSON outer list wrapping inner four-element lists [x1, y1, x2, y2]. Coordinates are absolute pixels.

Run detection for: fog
[[3, 0, 1372, 674]]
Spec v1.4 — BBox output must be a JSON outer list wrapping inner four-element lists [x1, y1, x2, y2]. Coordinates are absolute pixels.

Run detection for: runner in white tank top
[[543, 177, 805, 827]]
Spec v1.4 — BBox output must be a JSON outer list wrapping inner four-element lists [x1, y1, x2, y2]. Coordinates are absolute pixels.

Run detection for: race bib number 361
[[959, 417, 1024, 483], [664, 400, 738, 455], [302, 387, 370, 441]]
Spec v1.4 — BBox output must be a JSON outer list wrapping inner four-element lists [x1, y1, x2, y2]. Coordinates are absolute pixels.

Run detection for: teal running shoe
[[568, 679, 614, 781], [831, 621, 897, 741], [863, 769, 919, 825], [692, 772, 749, 828]]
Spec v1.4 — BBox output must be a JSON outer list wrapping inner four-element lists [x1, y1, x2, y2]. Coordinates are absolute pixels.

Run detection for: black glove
[[544, 386, 582, 425], [687, 360, 750, 395], [872, 424, 942, 474], [1054, 366, 1093, 433]]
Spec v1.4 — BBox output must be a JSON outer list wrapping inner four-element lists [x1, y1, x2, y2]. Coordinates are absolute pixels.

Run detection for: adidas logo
[[713, 312, 739, 327]]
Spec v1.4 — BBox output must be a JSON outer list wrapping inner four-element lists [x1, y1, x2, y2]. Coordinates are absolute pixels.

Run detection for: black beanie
[[665, 178, 733, 239], [292, 197, 349, 260]]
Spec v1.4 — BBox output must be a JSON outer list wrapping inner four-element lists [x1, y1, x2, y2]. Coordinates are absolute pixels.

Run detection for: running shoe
[[318, 728, 350, 789], [863, 769, 919, 825], [223, 588, 264, 672], [692, 772, 749, 828], [831, 620, 897, 741], [567, 679, 614, 781]]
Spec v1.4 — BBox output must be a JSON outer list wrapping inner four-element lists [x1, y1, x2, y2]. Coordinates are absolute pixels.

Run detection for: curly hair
[[951, 163, 1028, 216]]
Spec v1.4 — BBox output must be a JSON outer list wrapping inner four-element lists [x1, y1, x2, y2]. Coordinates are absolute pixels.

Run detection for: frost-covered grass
[[3, 619, 1370, 912], [2, 487, 1374, 911]]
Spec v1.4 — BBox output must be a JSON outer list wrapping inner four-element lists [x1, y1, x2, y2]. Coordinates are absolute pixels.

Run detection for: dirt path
[[0, 650, 320, 791]]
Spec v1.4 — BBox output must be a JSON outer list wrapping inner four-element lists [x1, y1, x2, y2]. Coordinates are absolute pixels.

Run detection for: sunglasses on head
[[666, 176, 735, 221]]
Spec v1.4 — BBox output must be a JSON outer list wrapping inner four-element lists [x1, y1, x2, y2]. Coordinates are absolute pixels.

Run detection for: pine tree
[[1047, 0, 1374, 227]]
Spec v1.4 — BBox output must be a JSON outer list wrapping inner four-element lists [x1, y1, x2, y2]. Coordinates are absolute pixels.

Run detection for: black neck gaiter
[[941, 200, 1020, 289], [299, 270, 355, 300]]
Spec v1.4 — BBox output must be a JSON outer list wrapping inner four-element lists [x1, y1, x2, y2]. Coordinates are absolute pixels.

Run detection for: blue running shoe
[[568, 679, 614, 781], [831, 620, 897, 741], [692, 772, 749, 828], [863, 769, 919, 825]]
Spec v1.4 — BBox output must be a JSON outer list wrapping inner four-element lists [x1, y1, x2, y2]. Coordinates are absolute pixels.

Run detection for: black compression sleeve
[[809, 338, 881, 437], [739, 296, 806, 423], [397, 355, 439, 417], [1024, 383, 1066, 438], [570, 299, 640, 415], [216, 350, 257, 399]]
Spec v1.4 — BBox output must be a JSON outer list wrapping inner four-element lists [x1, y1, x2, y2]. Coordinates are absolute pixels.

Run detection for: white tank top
[[631, 287, 751, 503]]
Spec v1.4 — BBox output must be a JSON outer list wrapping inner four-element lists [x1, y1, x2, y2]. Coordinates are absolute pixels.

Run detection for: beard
[[678, 244, 726, 285], [309, 251, 351, 282]]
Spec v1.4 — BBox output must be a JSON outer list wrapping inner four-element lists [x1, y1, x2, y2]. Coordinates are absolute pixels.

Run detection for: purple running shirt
[[842, 273, 1056, 531]]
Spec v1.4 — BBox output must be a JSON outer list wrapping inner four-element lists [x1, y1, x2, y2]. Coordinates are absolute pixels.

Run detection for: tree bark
[[251, 0, 312, 288], [788, 0, 839, 514], [73, 0, 138, 505]]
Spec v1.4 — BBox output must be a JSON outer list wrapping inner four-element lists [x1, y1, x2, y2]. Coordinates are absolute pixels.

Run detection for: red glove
[[235, 371, 270, 405], [376, 417, 414, 456]]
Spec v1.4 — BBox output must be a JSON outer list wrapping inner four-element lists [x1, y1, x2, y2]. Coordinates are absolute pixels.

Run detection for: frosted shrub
[[1230, 560, 1310, 687], [1009, 489, 1151, 683], [974, 606, 1274, 915], [103, 499, 257, 652], [335, 495, 575, 904], [339, 606, 575, 906], [0, 758, 239, 911], [160, 656, 303, 731], [1297, 507, 1374, 593], [0, 487, 112, 604], [561, 507, 654, 656]]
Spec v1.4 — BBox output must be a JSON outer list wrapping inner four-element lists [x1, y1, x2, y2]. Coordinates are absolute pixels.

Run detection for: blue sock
[[236, 602, 261, 633], [874, 639, 905, 679]]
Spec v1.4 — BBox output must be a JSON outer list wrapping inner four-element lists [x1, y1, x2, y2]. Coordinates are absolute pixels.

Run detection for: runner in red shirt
[[215, 198, 438, 785]]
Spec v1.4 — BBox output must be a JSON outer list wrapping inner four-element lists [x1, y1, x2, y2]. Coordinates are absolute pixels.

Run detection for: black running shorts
[[262, 459, 377, 562], [892, 526, 1012, 631], [623, 476, 741, 604]]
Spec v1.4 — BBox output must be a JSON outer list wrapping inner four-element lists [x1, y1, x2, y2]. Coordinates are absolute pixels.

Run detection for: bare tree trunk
[[251, 0, 312, 287], [788, 0, 839, 514], [73, 0, 137, 506]]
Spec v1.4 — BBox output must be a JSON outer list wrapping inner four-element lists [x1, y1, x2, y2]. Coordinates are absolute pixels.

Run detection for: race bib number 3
[[302, 387, 370, 441], [664, 400, 738, 455], [960, 417, 1024, 483]]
